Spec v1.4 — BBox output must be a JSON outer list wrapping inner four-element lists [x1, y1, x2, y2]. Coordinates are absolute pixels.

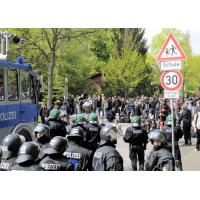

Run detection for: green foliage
[[102, 50, 148, 96], [89, 32, 110, 62], [111, 28, 148, 57]]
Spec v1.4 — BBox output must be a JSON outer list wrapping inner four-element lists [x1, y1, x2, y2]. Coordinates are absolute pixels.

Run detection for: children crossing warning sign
[[156, 33, 187, 61]]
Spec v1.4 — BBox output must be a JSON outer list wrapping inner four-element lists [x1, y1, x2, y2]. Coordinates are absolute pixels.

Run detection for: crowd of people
[[1, 93, 200, 171]]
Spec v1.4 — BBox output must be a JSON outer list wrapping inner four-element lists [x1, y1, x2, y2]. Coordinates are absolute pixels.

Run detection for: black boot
[[131, 160, 137, 171], [139, 163, 144, 171]]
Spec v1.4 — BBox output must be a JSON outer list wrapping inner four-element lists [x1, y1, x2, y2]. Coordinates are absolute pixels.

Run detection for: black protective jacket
[[84, 123, 101, 152], [11, 161, 43, 171], [0, 156, 17, 171], [163, 125, 183, 161], [123, 126, 148, 148], [163, 125, 183, 143], [145, 146, 175, 171], [92, 144, 123, 171], [63, 142, 93, 171], [45, 119, 67, 138], [39, 154, 73, 171]]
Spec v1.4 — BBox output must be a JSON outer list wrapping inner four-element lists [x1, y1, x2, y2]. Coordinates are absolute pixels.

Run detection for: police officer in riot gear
[[34, 124, 51, 149], [45, 107, 67, 138], [39, 136, 73, 171], [0, 133, 25, 171], [84, 112, 101, 152], [33, 124, 51, 161], [74, 114, 88, 138], [11, 142, 43, 171], [92, 125, 123, 171], [163, 115, 183, 170], [145, 129, 175, 171], [123, 116, 148, 171], [64, 127, 93, 171]]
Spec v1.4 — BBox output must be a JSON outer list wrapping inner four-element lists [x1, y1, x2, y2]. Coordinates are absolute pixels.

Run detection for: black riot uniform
[[84, 113, 101, 152], [11, 142, 43, 171], [45, 119, 67, 138], [123, 116, 148, 171], [33, 124, 51, 161], [124, 126, 148, 171], [163, 116, 183, 170], [0, 133, 25, 171], [145, 129, 175, 171], [92, 125, 123, 171], [40, 136, 73, 171], [64, 127, 93, 171]]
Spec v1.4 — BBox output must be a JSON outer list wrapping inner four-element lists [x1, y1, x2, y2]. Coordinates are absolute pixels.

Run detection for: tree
[[111, 28, 148, 57], [89, 28, 150, 96], [102, 50, 148, 97]]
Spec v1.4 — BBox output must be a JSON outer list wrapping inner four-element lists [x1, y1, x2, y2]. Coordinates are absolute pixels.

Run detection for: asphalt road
[[116, 123, 200, 171]]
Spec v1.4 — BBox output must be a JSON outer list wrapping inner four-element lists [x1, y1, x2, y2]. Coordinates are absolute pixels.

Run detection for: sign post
[[170, 98, 175, 163], [156, 33, 187, 171]]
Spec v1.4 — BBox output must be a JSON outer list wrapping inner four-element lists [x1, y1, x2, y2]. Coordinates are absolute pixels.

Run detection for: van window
[[8, 69, 19, 101], [20, 70, 31, 100], [0, 68, 5, 101]]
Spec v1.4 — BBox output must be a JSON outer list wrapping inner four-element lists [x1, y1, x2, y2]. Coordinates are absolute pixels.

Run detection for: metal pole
[[5, 32, 8, 55], [170, 98, 176, 171], [1, 38, 6, 55], [64, 77, 68, 100]]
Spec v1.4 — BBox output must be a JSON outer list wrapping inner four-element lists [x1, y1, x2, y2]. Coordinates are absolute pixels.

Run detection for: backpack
[[123, 127, 143, 144]]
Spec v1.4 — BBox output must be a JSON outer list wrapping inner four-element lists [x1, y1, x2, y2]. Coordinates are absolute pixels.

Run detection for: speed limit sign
[[160, 70, 183, 91]]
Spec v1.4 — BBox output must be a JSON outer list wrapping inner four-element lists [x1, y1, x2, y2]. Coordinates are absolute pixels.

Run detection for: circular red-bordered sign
[[160, 70, 183, 91]]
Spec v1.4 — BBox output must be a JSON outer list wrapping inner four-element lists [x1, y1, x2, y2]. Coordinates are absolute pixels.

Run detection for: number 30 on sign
[[160, 70, 183, 91]]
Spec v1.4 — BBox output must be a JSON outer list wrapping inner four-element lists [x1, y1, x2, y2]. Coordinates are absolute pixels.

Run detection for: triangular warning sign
[[156, 33, 187, 61]]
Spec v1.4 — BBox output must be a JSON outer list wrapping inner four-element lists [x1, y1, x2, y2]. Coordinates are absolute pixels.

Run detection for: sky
[[145, 28, 200, 55]]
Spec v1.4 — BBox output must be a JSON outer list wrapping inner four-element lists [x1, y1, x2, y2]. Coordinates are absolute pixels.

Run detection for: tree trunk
[[47, 49, 56, 109]]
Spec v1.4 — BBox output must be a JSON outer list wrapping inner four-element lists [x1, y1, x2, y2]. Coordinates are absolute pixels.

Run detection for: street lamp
[[0, 31, 26, 60]]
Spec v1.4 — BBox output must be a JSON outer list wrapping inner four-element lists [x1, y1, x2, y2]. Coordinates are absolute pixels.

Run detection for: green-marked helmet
[[149, 129, 167, 144], [166, 115, 176, 126], [49, 108, 60, 118], [131, 116, 141, 127], [75, 114, 87, 124], [88, 112, 98, 124]]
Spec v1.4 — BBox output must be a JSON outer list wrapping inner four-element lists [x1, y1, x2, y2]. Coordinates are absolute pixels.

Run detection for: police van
[[0, 32, 43, 141]]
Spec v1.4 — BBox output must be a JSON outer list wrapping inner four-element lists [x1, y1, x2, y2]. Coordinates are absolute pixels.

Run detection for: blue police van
[[0, 59, 43, 141]]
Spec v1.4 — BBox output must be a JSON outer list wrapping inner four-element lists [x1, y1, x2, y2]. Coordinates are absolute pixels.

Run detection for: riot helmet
[[166, 115, 176, 126], [99, 125, 117, 146], [1, 133, 25, 159], [67, 126, 85, 141], [88, 112, 98, 124], [15, 142, 40, 164], [75, 114, 87, 124], [149, 129, 167, 144], [131, 116, 141, 127], [33, 124, 50, 141], [43, 136, 68, 155]]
